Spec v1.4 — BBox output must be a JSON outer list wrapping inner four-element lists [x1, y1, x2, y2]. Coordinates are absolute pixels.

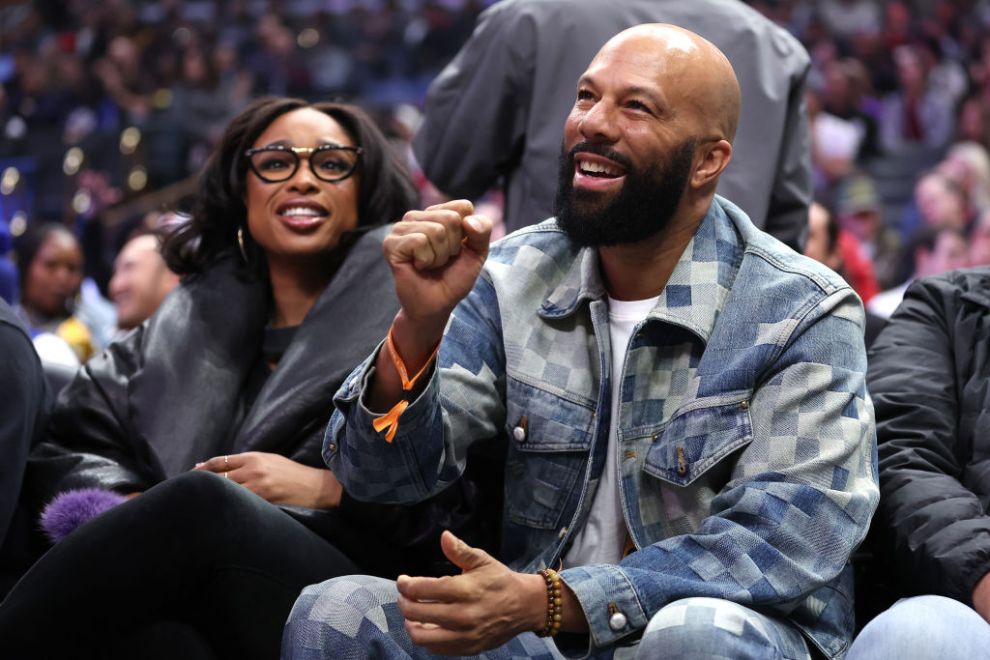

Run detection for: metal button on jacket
[[608, 611, 628, 631]]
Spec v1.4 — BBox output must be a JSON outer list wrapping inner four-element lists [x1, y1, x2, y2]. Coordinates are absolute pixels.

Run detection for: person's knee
[[283, 576, 399, 659], [154, 470, 245, 511], [848, 595, 990, 659], [638, 598, 799, 660]]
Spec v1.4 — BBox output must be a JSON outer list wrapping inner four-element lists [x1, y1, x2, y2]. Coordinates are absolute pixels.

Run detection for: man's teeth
[[579, 160, 620, 176], [281, 207, 324, 217]]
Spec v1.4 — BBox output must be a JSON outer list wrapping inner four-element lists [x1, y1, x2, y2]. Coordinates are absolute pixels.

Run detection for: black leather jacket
[[25, 226, 499, 576], [868, 267, 990, 605]]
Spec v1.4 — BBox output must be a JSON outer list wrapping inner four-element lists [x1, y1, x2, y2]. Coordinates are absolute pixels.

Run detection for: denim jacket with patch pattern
[[326, 197, 878, 659]]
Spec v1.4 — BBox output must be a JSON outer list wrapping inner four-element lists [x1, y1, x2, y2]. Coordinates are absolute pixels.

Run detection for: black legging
[[0, 471, 359, 660]]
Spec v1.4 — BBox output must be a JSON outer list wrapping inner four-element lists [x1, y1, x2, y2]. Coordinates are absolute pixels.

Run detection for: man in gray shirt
[[413, 0, 812, 250]]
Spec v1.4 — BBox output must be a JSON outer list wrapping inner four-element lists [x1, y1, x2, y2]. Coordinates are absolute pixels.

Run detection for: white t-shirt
[[563, 294, 660, 567]]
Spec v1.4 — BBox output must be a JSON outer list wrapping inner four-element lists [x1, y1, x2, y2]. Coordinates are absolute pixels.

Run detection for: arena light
[[120, 127, 141, 155], [63, 147, 84, 176], [0, 166, 19, 195], [9, 211, 27, 237], [127, 166, 148, 191], [298, 28, 319, 49], [72, 190, 92, 215]]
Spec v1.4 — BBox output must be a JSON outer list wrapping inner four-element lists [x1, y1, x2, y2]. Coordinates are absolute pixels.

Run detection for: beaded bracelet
[[371, 327, 440, 443], [536, 568, 563, 637]]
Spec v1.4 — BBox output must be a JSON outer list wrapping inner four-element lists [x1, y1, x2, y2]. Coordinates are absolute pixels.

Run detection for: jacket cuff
[[559, 564, 648, 651]]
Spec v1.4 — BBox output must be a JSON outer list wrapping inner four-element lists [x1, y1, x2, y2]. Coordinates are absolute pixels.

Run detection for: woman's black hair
[[13, 223, 77, 297], [162, 96, 419, 275]]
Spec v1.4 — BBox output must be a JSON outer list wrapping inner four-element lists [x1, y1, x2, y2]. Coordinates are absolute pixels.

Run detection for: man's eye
[[626, 100, 649, 112]]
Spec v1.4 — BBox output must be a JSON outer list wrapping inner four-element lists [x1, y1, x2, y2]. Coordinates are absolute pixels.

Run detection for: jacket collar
[[539, 198, 741, 344]]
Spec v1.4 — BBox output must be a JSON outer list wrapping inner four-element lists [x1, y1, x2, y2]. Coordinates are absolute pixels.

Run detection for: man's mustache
[[568, 142, 633, 171]]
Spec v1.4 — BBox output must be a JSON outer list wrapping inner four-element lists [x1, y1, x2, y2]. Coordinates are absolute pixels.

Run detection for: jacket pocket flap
[[643, 398, 753, 487]]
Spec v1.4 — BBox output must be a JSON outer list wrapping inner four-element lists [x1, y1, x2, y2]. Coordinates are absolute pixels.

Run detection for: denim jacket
[[326, 197, 878, 659]]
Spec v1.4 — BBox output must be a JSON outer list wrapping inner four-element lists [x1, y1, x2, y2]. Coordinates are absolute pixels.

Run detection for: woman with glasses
[[0, 97, 494, 659]]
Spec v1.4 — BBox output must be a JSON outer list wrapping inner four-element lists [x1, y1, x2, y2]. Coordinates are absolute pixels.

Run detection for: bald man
[[285, 26, 876, 660], [414, 0, 811, 250]]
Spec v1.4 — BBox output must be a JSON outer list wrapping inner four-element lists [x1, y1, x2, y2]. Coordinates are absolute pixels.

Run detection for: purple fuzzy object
[[40, 488, 127, 543]]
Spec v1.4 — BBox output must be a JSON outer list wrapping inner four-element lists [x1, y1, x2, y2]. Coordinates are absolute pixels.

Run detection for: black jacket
[[25, 226, 499, 575], [0, 299, 49, 594], [867, 267, 990, 605]]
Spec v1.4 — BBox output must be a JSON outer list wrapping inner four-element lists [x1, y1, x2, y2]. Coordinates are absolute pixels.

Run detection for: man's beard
[[553, 139, 696, 247]]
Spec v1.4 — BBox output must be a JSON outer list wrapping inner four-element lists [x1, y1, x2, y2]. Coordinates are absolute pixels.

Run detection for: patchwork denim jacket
[[326, 197, 878, 659]]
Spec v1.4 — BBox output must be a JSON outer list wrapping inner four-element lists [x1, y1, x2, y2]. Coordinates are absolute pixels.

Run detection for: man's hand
[[396, 531, 547, 655], [384, 199, 493, 327], [369, 201, 492, 413], [973, 570, 990, 623], [194, 452, 343, 509]]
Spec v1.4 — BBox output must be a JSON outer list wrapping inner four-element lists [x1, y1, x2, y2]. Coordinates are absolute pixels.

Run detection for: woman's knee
[[848, 595, 990, 660]]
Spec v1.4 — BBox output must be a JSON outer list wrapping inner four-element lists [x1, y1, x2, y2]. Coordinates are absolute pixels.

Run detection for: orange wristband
[[372, 327, 440, 443]]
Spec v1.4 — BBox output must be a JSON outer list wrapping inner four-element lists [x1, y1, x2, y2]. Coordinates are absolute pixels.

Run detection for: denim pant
[[282, 575, 813, 659], [846, 595, 990, 660]]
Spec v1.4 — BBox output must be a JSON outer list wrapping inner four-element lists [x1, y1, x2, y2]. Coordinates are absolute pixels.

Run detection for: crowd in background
[[5, 0, 990, 342]]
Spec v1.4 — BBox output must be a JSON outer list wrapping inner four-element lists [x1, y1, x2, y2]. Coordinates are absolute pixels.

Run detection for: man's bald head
[[591, 23, 741, 142]]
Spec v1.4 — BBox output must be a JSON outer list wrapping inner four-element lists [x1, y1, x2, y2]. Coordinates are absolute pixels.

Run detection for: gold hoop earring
[[237, 226, 248, 263]]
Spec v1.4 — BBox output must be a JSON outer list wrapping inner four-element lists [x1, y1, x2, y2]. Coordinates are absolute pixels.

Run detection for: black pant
[[0, 471, 359, 660]]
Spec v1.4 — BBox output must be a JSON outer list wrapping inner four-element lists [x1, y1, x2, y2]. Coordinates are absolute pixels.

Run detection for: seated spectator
[[285, 25, 877, 660], [108, 229, 179, 332], [937, 141, 990, 218], [912, 170, 972, 234], [0, 97, 491, 659], [879, 44, 955, 156], [805, 201, 887, 346], [846, 266, 990, 659], [0, 297, 48, 596], [835, 174, 903, 291], [868, 225, 969, 318], [12, 223, 95, 366]]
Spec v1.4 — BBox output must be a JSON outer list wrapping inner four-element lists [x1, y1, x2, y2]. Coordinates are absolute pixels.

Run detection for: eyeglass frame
[[243, 144, 363, 183]]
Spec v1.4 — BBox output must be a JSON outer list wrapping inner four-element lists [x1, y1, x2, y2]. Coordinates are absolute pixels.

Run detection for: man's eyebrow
[[576, 75, 665, 108]]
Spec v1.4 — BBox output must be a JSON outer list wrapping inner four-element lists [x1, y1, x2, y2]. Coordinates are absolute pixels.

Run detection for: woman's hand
[[194, 452, 343, 509]]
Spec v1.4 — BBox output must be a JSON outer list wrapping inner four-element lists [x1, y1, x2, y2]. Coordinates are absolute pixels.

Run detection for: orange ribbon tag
[[371, 327, 440, 443], [372, 399, 410, 443]]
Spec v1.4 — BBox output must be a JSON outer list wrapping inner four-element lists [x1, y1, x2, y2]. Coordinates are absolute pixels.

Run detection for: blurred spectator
[[836, 174, 903, 290], [12, 223, 94, 365], [869, 225, 970, 318], [914, 170, 972, 233], [880, 44, 955, 156], [804, 200, 886, 346], [937, 141, 990, 217], [808, 86, 861, 194], [815, 0, 881, 42], [955, 94, 990, 152], [108, 229, 179, 332]]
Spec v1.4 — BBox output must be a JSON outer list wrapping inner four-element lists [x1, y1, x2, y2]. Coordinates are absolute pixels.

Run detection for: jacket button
[[513, 426, 526, 442], [327, 443, 337, 452], [608, 611, 628, 631], [558, 526, 568, 539], [740, 399, 750, 410]]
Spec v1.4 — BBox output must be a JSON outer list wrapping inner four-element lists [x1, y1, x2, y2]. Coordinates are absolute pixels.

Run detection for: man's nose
[[579, 100, 620, 142]]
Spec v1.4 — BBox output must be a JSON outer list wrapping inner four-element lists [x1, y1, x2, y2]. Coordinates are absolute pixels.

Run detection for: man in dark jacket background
[[846, 267, 990, 658]]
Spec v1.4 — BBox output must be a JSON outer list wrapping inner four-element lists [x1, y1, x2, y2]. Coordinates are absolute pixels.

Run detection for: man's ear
[[691, 140, 732, 189]]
